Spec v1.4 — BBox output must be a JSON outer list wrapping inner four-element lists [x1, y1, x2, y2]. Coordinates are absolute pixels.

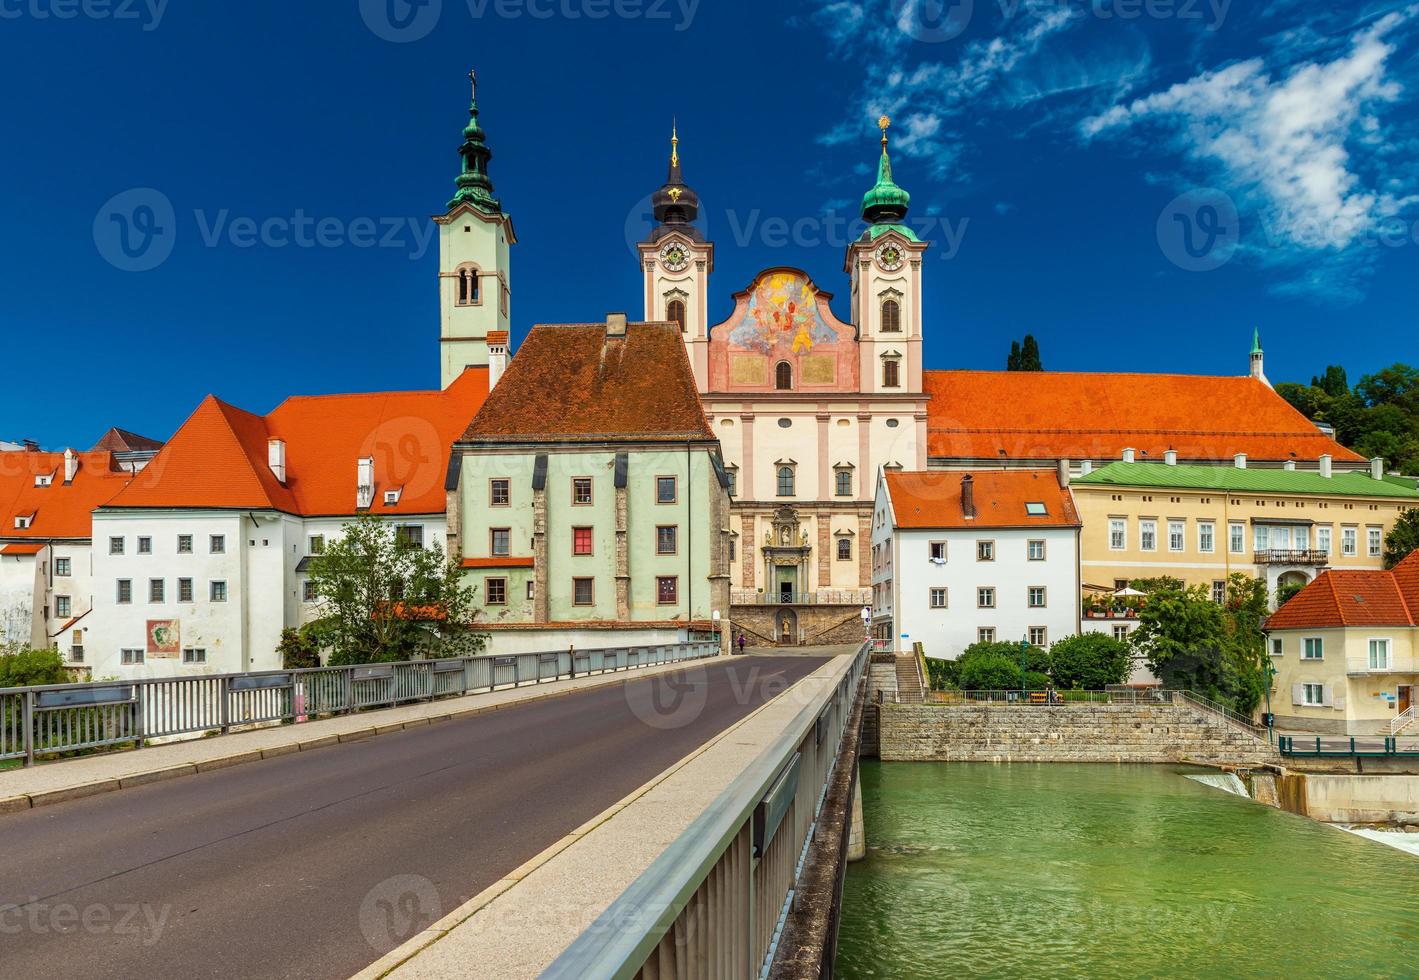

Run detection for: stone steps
[[894, 656, 925, 704]]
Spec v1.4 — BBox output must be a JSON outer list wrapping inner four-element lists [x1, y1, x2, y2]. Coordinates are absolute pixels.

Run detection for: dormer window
[[384, 488, 403, 507], [34, 472, 55, 487], [14, 514, 34, 529]]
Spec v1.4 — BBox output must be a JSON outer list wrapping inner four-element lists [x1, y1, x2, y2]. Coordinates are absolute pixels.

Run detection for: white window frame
[[1342, 527, 1357, 557], [1229, 522, 1245, 555], [977, 627, 996, 644], [1027, 586, 1047, 608], [1302, 683, 1324, 706], [120, 648, 144, 666], [1109, 519, 1126, 551], [1027, 539, 1046, 561], [1029, 626, 1048, 647], [182, 648, 207, 665], [1303, 637, 1323, 660], [1139, 520, 1157, 553], [1368, 638, 1391, 670], [1368, 527, 1383, 558], [1198, 521, 1215, 554], [1316, 526, 1332, 556], [929, 587, 947, 609], [1168, 520, 1185, 553], [977, 587, 996, 609]]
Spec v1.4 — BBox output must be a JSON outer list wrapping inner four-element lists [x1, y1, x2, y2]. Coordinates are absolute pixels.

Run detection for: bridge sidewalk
[[0, 658, 711, 815]]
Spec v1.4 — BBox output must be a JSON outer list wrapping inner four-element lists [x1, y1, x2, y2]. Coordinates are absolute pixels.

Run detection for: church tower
[[638, 125, 713, 389], [436, 71, 517, 390], [844, 117, 927, 395], [1250, 329, 1270, 387]]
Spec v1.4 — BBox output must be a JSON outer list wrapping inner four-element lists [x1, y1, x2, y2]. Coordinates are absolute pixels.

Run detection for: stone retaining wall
[[880, 703, 1277, 766]]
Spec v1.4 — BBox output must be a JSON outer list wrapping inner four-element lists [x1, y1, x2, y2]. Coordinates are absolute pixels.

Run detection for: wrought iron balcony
[[730, 590, 872, 606], [1253, 549, 1331, 566]]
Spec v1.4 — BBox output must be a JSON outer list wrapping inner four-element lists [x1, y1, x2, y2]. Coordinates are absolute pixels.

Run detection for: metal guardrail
[[1279, 734, 1419, 757], [730, 590, 872, 606], [0, 642, 719, 768], [541, 641, 870, 980], [1387, 705, 1418, 735]]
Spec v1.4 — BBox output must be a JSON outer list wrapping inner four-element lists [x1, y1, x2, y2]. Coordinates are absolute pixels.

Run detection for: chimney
[[1080, 460, 1093, 476], [606, 312, 628, 338], [1283, 460, 1296, 471], [1319, 454, 1333, 479], [1122, 448, 1136, 464], [63, 448, 78, 484], [1234, 453, 1247, 469], [1371, 456, 1385, 480], [1057, 458, 1071, 488], [961, 474, 976, 519], [268, 439, 287, 484], [489, 341, 508, 389], [1164, 449, 1178, 467], [356, 456, 374, 509]]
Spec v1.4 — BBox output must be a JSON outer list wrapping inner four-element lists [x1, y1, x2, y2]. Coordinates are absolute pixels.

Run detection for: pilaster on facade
[[857, 413, 873, 498], [532, 485, 549, 622], [614, 483, 630, 621]]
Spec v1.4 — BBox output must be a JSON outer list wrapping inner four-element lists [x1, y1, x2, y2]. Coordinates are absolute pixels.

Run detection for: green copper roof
[[1251, 328, 1263, 355], [862, 122, 911, 225], [1075, 461, 1419, 499], [448, 78, 501, 214], [867, 222, 922, 243]]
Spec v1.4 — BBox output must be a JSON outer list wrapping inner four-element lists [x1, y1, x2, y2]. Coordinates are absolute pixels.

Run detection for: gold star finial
[[878, 114, 891, 148], [671, 118, 679, 168]]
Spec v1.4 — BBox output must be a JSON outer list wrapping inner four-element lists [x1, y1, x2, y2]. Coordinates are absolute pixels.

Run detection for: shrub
[[1048, 633, 1132, 690], [924, 656, 958, 691], [276, 626, 322, 670], [957, 653, 1023, 691], [1023, 671, 1051, 690], [0, 647, 67, 687]]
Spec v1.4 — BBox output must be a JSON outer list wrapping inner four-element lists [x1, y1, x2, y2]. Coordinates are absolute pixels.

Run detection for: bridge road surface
[[0, 655, 828, 980]]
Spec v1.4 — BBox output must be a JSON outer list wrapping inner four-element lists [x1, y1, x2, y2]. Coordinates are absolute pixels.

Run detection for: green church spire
[[861, 115, 911, 225], [1251, 328, 1263, 355], [449, 69, 501, 214]]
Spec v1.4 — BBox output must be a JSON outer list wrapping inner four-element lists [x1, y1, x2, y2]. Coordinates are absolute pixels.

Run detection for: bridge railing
[[542, 641, 870, 980], [0, 641, 719, 769], [1279, 734, 1419, 757]]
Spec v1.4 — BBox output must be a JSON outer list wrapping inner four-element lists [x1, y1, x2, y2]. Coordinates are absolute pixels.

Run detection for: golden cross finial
[[878, 114, 891, 148], [671, 118, 679, 168]]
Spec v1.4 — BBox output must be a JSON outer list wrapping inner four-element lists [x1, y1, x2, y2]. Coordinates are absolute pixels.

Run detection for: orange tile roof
[[104, 369, 490, 517], [462, 322, 714, 444], [923, 371, 1363, 464], [1266, 553, 1419, 630], [1, 542, 47, 555], [90, 427, 164, 454], [884, 469, 1080, 529], [0, 450, 134, 541]]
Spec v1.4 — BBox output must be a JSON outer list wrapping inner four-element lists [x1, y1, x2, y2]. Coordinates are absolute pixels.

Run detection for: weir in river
[[837, 762, 1419, 979]]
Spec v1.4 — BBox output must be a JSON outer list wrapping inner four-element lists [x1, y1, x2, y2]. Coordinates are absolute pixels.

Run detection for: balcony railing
[[730, 589, 872, 606], [1253, 549, 1331, 566], [1346, 656, 1414, 675]]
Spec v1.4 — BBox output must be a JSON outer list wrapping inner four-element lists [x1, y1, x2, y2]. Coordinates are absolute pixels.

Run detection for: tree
[[1048, 633, 1132, 690], [1131, 573, 1268, 714], [1312, 365, 1349, 399], [1019, 334, 1043, 371], [1006, 335, 1044, 371], [0, 646, 67, 687], [276, 625, 323, 669], [958, 652, 1026, 691], [306, 515, 486, 666], [1385, 508, 1419, 569], [1281, 362, 1419, 473]]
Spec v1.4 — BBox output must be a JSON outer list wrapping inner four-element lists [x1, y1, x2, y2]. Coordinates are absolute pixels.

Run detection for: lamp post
[[1020, 636, 1030, 700]]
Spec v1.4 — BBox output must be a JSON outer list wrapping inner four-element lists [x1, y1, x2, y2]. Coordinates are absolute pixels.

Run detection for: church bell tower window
[[667, 298, 686, 332], [775, 361, 793, 391], [880, 297, 901, 333]]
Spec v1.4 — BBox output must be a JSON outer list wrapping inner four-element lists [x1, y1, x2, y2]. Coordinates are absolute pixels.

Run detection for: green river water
[[837, 762, 1419, 979]]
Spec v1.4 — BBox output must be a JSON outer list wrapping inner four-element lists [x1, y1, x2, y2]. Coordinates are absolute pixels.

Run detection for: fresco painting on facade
[[731, 272, 835, 355]]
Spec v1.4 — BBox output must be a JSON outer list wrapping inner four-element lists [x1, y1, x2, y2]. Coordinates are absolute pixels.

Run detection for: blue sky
[[3, 0, 1418, 448]]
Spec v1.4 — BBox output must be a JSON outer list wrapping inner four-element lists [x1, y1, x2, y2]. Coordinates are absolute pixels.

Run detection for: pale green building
[[449, 316, 732, 651]]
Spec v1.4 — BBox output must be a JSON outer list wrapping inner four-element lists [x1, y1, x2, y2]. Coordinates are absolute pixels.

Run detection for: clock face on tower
[[874, 240, 904, 271], [659, 240, 690, 272]]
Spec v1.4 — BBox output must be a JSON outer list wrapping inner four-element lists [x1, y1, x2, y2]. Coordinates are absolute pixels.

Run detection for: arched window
[[456, 267, 480, 306], [777, 466, 795, 497], [775, 361, 793, 390], [880, 297, 901, 332], [667, 298, 686, 332]]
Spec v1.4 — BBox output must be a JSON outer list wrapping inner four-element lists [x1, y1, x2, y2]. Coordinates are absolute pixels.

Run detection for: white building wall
[[0, 551, 43, 649], [88, 510, 448, 678]]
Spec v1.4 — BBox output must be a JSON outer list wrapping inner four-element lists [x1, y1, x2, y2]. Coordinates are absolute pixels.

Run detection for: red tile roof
[[923, 371, 1363, 464], [0, 450, 134, 541], [462, 322, 714, 444], [104, 369, 490, 517], [884, 469, 1080, 529], [90, 427, 164, 454], [1, 542, 47, 555], [1266, 553, 1419, 630]]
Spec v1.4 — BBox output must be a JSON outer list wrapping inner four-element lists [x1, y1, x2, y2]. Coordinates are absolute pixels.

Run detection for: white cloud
[[1084, 11, 1417, 251]]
